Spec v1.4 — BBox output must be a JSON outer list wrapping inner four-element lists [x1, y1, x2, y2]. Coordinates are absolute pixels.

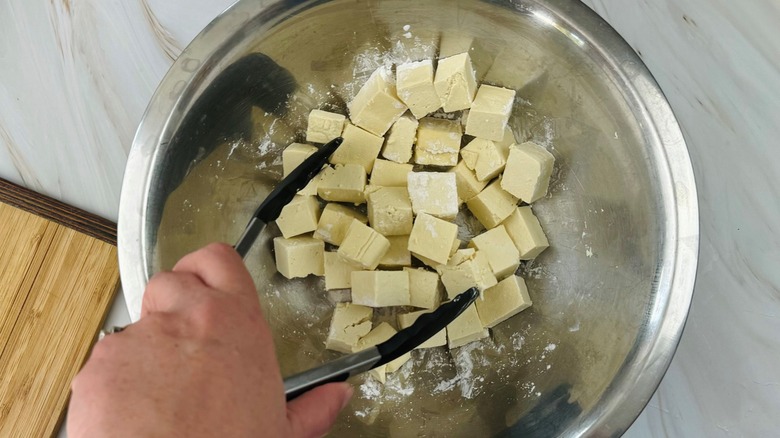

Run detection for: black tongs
[[233, 137, 479, 400], [234, 137, 344, 257]]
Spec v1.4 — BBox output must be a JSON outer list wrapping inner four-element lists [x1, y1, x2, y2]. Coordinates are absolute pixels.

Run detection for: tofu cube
[[326, 303, 373, 353], [414, 118, 462, 167], [396, 60, 441, 118], [306, 109, 346, 144], [317, 164, 367, 205], [460, 138, 485, 170], [404, 267, 442, 309], [338, 220, 391, 270], [282, 143, 320, 196], [385, 351, 412, 374], [496, 125, 517, 154], [465, 85, 516, 141], [449, 161, 488, 204], [447, 303, 488, 349], [501, 141, 555, 203], [370, 159, 413, 187], [351, 270, 411, 307], [408, 213, 458, 266], [273, 236, 324, 279], [476, 275, 532, 328], [407, 172, 459, 220], [467, 180, 519, 229], [354, 322, 397, 383], [275, 195, 320, 239], [367, 187, 414, 236], [313, 203, 368, 246], [283, 143, 318, 176], [397, 309, 447, 348], [502, 206, 549, 259], [324, 252, 364, 290], [382, 114, 418, 164], [448, 248, 476, 266], [433, 52, 478, 112], [438, 34, 498, 80], [380, 236, 412, 268], [461, 138, 507, 181], [468, 225, 521, 279], [437, 251, 497, 299], [348, 66, 408, 136], [329, 123, 384, 174]]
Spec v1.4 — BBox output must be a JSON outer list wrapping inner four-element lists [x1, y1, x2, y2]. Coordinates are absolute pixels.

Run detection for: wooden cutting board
[[0, 178, 120, 437]]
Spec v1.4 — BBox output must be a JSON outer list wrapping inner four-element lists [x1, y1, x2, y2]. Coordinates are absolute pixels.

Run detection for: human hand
[[68, 243, 352, 437]]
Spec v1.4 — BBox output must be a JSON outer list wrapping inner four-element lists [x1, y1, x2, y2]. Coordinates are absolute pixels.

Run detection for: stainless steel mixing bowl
[[118, 0, 699, 435]]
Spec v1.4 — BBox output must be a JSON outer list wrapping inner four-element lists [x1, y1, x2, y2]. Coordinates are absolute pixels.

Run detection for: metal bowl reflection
[[118, 0, 699, 436]]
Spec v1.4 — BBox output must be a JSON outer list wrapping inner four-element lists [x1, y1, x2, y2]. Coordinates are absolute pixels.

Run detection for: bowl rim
[[117, 0, 699, 435]]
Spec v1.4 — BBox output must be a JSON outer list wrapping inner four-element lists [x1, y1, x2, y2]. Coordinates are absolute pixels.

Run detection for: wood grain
[[0, 178, 116, 246], [0, 191, 120, 437]]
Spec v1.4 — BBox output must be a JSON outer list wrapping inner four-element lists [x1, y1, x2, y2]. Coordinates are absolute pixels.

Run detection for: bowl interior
[[139, 0, 683, 436]]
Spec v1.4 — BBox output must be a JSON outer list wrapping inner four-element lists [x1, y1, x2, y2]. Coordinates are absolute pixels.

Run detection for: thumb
[[287, 383, 353, 438]]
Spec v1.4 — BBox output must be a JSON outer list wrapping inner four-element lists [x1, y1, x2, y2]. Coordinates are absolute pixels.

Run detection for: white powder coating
[[407, 172, 459, 220]]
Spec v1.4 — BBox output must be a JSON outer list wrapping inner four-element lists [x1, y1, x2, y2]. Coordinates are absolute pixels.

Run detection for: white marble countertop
[[2, 0, 777, 435]]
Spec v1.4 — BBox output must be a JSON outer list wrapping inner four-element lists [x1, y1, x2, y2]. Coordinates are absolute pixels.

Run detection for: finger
[[142, 271, 206, 317], [173, 243, 256, 296], [287, 383, 353, 438]]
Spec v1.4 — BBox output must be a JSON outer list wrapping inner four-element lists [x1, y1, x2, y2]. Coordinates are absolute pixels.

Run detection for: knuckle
[[189, 293, 228, 331]]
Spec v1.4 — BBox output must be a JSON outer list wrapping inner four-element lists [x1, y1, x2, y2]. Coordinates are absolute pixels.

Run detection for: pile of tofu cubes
[[272, 52, 554, 384]]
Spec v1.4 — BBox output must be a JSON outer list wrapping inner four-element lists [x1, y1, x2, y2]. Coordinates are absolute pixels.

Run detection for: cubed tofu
[[352, 270, 411, 307], [396, 60, 441, 118], [467, 179, 519, 229], [370, 159, 413, 187], [313, 203, 368, 246], [447, 303, 488, 349], [496, 125, 516, 155], [501, 141, 555, 203], [438, 34, 498, 80], [437, 251, 497, 298], [404, 267, 442, 309], [318, 164, 367, 205], [414, 118, 461, 167], [502, 206, 549, 259], [282, 143, 321, 196], [434, 53, 478, 112], [354, 322, 397, 383], [367, 187, 414, 236], [474, 141, 507, 182], [461, 138, 507, 181], [397, 309, 447, 348], [338, 220, 391, 270], [326, 303, 373, 353], [385, 351, 412, 374], [460, 138, 485, 170], [283, 143, 318, 176], [382, 114, 418, 164], [448, 248, 476, 266], [324, 252, 364, 290], [306, 109, 346, 144], [348, 67, 408, 136], [329, 123, 384, 174], [449, 161, 488, 204], [275, 195, 320, 239], [475, 275, 532, 328], [468, 225, 521, 279], [407, 172, 459, 220], [408, 213, 458, 266], [465, 85, 516, 141], [380, 236, 412, 268], [273, 236, 324, 279]]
